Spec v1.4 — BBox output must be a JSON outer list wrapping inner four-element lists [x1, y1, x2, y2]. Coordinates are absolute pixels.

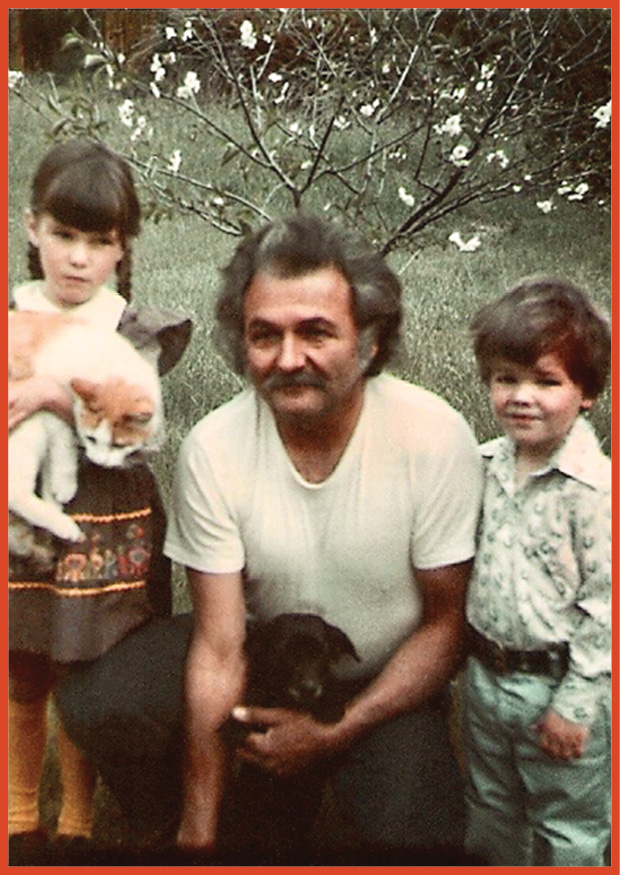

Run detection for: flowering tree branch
[[9, 7, 610, 254]]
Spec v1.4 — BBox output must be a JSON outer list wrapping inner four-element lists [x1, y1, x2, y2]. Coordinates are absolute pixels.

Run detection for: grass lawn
[[8, 88, 612, 851]]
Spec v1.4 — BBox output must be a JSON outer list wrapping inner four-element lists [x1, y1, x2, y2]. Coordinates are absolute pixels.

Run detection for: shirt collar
[[13, 281, 126, 330], [481, 416, 608, 490]]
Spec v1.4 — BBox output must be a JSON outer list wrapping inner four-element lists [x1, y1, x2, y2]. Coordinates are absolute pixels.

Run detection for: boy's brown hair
[[470, 276, 611, 400]]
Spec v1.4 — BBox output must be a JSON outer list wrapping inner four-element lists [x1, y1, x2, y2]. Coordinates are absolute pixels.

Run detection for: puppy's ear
[[326, 624, 361, 663]]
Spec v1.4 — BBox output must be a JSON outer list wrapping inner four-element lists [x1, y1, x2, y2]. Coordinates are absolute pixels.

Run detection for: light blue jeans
[[463, 657, 611, 866]]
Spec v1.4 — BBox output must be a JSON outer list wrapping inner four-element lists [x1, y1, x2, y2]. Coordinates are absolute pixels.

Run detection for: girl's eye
[[538, 378, 561, 387]]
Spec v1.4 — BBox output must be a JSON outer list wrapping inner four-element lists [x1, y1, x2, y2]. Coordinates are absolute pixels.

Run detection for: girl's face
[[489, 351, 592, 466], [26, 211, 124, 307]]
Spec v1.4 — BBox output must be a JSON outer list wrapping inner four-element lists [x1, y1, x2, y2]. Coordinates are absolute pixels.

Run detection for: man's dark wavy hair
[[214, 213, 403, 377], [471, 275, 611, 399]]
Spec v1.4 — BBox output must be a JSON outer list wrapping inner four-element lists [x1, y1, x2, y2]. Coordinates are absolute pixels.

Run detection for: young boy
[[463, 276, 611, 867]]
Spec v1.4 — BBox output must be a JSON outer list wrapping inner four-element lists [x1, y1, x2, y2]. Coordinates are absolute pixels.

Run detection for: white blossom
[[592, 100, 611, 130], [212, 196, 225, 207], [274, 81, 290, 105], [398, 186, 415, 208], [449, 231, 481, 252], [118, 99, 135, 127], [168, 149, 182, 174], [150, 82, 161, 99], [268, 72, 283, 83], [163, 52, 176, 65], [536, 200, 554, 214], [289, 121, 302, 135], [452, 86, 466, 102], [434, 114, 462, 137], [567, 182, 589, 201], [8, 70, 24, 89], [360, 99, 380, 117], [165, 27, 176, 41], [130, 115, 148, 143], [449, 144, 470, 167], [176, 71, 201, 99], [333, 115, 350, 130], [240, 19, 257, 50], [182, 21, 194, 42], [512, 185, 522, 193], [486, 149, 509, 169]]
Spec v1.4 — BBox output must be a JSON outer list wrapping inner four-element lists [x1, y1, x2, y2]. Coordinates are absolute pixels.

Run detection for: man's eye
[[248, 329, 279, 346]]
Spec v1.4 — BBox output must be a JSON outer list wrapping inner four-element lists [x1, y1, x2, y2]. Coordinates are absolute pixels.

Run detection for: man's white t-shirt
[[165, 373, 483, 678]]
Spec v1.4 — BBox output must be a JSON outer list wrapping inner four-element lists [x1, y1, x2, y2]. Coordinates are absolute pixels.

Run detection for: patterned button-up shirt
[[467, 416, 611, 725]]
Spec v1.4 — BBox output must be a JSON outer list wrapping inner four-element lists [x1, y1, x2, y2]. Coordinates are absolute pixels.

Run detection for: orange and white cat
[[9, 310, 163, 544]]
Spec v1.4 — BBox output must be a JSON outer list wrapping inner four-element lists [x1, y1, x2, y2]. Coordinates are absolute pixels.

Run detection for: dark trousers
[[56, 613, 466, 860]]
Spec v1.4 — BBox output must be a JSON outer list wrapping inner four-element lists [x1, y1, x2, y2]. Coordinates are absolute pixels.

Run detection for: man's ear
[[581, 397, 594, 411], [358, 327, 379, 373], [25, 210, 40, 248]]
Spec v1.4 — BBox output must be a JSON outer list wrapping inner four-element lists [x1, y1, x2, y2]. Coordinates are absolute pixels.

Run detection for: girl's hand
[[533, 708, 590, 761], [8, 376, 72, 431]]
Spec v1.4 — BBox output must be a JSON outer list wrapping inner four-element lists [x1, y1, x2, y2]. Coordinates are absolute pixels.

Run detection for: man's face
[[243, 266, 375, 425]]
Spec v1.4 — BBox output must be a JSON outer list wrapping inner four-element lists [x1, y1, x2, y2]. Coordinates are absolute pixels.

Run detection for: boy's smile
[[489, 352, 592, 467]]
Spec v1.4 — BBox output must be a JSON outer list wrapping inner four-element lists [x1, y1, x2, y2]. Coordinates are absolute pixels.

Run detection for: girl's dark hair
[[471, 276, 611, 399], [28, 140, 141, 301], [214, 212, 403, 376]]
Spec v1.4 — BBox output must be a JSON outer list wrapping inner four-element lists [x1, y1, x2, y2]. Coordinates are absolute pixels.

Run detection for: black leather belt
[[468, 625, 569, 679]]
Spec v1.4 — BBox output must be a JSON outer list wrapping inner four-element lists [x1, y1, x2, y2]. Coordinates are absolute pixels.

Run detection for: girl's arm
[[8, 376, 73, 431]]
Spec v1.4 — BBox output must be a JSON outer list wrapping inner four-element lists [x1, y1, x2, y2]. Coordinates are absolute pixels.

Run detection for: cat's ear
[[71, 378, 99, 404]]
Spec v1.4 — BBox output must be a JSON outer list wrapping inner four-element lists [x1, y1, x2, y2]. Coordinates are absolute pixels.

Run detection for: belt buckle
[[491, 644, 509, 674]]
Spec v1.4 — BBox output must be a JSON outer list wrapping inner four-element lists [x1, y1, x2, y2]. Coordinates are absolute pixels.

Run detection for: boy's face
[[489, 352, 592, 464]]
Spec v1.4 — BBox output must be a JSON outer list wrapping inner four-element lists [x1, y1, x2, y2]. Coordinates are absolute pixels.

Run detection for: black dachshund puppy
[[240, 612, 361, 724]]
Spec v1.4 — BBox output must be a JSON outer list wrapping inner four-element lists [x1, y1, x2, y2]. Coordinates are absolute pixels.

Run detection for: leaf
[[84, 54, 106, 70], [221, 145, 240, 166]]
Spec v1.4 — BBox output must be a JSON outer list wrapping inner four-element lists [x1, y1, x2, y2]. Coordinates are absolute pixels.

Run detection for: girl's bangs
[[43, 170, 129, 236]]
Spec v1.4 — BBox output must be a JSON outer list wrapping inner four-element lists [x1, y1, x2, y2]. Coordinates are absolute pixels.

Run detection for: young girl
[[8, 140, 191, 862], [464, 276, 611, 866]]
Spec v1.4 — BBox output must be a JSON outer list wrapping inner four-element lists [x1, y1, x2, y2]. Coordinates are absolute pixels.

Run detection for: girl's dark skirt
[[9, 459, 171, 664]]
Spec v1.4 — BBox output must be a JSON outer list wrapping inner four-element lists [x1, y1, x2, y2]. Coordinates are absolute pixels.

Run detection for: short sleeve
[[164, 426, 245, 574], [410, 415, 484, 570]]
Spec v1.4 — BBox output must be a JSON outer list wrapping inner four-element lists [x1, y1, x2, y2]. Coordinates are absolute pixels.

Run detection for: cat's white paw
[[55, 517, 85, 543], [52, 479, 78, 505]]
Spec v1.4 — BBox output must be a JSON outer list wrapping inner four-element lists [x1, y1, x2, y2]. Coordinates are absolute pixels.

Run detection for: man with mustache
[[164, 213, 483, 859], [57, 213, 483, 862]]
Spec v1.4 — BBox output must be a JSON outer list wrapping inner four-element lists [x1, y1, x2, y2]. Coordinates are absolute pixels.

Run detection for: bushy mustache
[[262, 371, 326, 391]]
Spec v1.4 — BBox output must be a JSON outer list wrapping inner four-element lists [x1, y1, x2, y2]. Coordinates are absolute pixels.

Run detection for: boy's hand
[[533, 708, 589, 761]]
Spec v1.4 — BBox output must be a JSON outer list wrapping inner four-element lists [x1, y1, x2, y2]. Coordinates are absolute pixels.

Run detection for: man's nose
[[277, 334, 306, 370]]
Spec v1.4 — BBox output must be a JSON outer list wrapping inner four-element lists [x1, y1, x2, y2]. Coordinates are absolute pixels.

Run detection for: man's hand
[[533, 708, 590, 761], [232, 705, 341, 777]]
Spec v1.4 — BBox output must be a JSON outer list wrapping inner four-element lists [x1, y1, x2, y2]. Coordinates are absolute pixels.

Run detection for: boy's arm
[[546, 484, 611, 729], [8, 375, 73, 430]]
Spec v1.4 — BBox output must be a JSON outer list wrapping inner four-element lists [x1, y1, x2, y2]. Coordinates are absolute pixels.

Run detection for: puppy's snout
[[289, 677, 323, 703]]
